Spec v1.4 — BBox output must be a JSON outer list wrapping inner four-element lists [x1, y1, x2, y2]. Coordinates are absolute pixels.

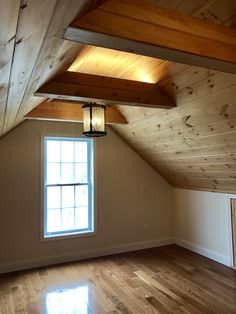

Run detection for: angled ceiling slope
[[62, 0, 236, 194], [64, 0, 236, 73], [0, 0, 105, 136], [1, 0, 236, 194]]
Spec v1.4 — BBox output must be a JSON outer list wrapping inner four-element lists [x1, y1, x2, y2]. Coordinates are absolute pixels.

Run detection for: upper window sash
[[44, 137, 93, 185]]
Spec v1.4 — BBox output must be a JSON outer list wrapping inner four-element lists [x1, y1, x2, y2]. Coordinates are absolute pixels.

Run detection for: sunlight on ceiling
[[68, 45, 165, 83]]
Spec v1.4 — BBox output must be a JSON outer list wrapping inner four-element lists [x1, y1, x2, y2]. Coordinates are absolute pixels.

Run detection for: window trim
[[40, 133, 97, 242]]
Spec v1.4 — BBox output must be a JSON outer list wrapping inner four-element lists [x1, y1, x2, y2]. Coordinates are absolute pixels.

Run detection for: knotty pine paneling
[[0, 0, 103, 136], [0, 0, 20, 134], [112, 0, 236, 193], [1, 0, 236, 193]]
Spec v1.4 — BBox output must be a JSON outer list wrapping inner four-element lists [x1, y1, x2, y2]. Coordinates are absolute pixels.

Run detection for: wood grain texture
[[25, 100, 127, 124], [58, 0, 236, 194], [69, 45, 165, 83], [64, 0, 236, 73], [0, 0, 20, 134], [36, 71, 175, 109], [110, 1, 236, 194], [1, 0, 236, 194], [0, 0, 103, 136], [0, 245, 236, 313], [2, 0, 58, 134], [12, 0, 92, 130]]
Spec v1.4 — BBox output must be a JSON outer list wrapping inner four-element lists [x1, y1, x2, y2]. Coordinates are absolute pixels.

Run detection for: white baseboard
[[0, 237, 174, 274], [0, 237, 231, 274], [175, 238, 231, 267]]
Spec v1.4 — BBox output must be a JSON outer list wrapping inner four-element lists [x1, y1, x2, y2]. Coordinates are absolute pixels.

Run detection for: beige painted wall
[[0, 120, 173, 269], [174, 188, 234, 265]]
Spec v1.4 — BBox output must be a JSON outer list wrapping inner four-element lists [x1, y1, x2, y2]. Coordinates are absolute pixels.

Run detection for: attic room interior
[[1, 0, 236, 312]]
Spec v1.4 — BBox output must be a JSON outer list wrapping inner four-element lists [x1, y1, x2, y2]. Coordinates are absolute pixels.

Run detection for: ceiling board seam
[[159, 67, 217, 89], [139, 130, 236, 145], [1, 1, 22, 135], [155, 153, 236, 161], [99, 0, 235, 44], [175, 82, 236, 107], [12, 0, 61, 127]]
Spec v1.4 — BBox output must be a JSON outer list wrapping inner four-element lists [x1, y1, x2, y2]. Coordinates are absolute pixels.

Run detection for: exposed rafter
[[64, 0, 236, 74], [25, 100, 127, 124], [35, 72, 175, 109]]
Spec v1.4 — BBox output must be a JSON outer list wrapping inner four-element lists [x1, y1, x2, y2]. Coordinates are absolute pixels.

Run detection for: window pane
[[75, 207, 88, 229], [75, 142, 87, 162], [62, 208, 75, 231], [75, 163, 87, 183], [44, 137, 93, 238], [47, 163, 60, 184], [61, 141, 74, 162], [47, 209, 61, 232], [75, 186, 88, 207], [47, 141, 60, 162], [61, 163, 74, 183], [47, 186, 61, 209], [62, 186, 74, 208]]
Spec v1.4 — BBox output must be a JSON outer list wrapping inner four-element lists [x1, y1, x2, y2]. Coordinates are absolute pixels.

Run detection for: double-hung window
[[43, 137, 94, 238]]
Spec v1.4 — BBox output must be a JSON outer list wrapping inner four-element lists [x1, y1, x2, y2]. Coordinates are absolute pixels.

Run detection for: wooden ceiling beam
[[64, 0, 236, 74], [25, 100, 127, 124], [35, 71, 175, 109]]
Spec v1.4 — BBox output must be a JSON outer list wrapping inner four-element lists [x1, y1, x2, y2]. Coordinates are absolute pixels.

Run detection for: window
[[43, 137, 94, 238]]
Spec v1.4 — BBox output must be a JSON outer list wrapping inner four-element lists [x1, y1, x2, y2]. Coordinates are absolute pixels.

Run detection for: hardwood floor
[[0, 245, 236, 313]]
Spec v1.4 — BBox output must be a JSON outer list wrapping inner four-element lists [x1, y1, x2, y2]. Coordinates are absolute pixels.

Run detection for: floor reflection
[[46, 285, 89, 314]]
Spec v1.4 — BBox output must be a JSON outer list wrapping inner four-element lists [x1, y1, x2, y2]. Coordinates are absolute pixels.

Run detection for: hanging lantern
[[82, 103, 107, 137]]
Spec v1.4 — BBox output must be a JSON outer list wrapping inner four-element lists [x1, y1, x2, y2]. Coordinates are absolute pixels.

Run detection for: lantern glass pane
[[91, 106, 105, 132], [83, 107, 91, 133]]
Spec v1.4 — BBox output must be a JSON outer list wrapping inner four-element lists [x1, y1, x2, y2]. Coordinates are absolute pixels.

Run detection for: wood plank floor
[[0, 245, 236, 313]]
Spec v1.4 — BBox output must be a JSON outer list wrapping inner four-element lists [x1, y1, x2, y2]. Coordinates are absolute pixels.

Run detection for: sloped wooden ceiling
[[69, 0, 236, 194], [1, 0, 236, 193], [0, 0, 104, 135], [70, 47, 236, 193]]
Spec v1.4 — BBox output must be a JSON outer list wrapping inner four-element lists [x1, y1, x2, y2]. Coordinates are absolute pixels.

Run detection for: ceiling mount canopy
[[82, 103, 106, 137]]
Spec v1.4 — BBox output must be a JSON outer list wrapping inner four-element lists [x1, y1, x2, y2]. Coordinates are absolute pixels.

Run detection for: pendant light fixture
[[82, 103, 107, 137]]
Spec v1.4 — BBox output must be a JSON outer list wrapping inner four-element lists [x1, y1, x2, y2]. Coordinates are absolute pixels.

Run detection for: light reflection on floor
[[46, 285, 89, 314]]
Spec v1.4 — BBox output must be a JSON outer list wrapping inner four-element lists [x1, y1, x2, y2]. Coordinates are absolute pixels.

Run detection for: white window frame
[[228, 194, 236, 267], [40, 135, 96, 241]]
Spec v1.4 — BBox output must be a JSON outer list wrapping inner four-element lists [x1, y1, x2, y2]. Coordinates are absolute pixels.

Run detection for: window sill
[[40, 230, 97, 242]]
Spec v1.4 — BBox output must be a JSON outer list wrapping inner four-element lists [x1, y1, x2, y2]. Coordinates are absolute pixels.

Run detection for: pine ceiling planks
[[2, 0, 58, 135], [114, 70, 236, 192], [12, 0, 90, 130], [0, 0, 236, 194], [64, 0, 236, 73], [0, 0, 101, 136], [111, 0, 236, 193], [69, 46, 165, 83], [0, 0, 20, 135]]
